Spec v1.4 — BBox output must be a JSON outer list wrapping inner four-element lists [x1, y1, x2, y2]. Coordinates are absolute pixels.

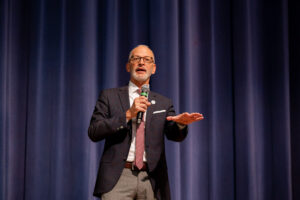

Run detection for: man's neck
[[130, 78, 149, 88]]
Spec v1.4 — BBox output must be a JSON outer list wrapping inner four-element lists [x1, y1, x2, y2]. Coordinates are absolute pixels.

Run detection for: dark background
[[1, 0, 299, 199]]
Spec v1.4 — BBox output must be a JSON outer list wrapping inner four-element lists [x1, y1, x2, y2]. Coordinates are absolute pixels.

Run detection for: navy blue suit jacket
[[88, 86, 188, 200]]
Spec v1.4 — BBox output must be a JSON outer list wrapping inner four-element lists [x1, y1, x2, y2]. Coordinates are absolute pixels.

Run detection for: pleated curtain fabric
[[1, 0, 300, 199]]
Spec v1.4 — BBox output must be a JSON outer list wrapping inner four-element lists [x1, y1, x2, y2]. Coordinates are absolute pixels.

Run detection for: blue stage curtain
[[1, 0, 299, 199]]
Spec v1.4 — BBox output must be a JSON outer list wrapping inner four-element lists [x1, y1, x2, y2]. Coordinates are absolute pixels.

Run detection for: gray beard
[[131, 72, 151, 82]]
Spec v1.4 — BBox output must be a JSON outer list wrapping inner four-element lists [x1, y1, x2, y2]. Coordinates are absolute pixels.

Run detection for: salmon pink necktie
[[135, 88, 145, 170], [135, 120, 145, 169]]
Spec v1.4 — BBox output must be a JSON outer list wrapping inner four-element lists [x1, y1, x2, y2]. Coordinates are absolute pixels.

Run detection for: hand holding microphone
[[126, 84, 151, 122], [136, 85, 150, 124]]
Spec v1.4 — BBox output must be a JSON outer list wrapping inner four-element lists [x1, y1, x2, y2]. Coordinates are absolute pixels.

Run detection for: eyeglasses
[[130, 56, 154, 64]]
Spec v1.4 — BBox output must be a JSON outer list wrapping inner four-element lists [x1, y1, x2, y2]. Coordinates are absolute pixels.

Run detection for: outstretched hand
[[166, 112, 204, 125]]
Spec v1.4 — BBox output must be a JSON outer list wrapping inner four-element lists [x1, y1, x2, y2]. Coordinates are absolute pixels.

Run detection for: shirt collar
[[128, 81, 151, 95], [128, 81, 139, 94]]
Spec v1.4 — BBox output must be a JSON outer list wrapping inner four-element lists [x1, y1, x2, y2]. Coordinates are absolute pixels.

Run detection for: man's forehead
[[131, 47, 154, 57]]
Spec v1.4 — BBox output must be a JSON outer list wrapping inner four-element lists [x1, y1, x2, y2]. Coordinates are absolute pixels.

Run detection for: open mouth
[[136, 68, 146, 73]]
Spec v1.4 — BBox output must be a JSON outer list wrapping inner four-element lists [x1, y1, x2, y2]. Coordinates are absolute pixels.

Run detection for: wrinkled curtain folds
[[1, 0, 299, 199]]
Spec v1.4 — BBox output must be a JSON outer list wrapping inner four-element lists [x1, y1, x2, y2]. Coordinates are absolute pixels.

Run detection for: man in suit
[[88, 45, 204, 200]]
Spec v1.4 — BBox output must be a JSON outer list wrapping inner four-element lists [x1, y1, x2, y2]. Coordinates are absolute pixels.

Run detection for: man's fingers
[[166, 112, 204, 124], [136, 102, 149, 111], [139, 96, 148, 100], [134, 97, 151, 113], [166, 116, 172, 121], [138, 96, 151, 105], [166, 116, 176, 121], [189, 113, 203, 118], [130, 97, 151, 117], [137, 98, 151, 106], [190, 112, 202, 116], [194, 116, 204, 121]]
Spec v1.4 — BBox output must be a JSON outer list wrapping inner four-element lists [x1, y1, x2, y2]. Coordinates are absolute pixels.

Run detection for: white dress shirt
[[126, 81, 147, 162]]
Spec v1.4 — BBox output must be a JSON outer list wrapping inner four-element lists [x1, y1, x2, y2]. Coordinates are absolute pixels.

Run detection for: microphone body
[[137, 84, 150, 124]]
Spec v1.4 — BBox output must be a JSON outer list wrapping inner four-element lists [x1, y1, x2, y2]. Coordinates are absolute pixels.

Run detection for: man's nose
[[138, 58, 145, 64]]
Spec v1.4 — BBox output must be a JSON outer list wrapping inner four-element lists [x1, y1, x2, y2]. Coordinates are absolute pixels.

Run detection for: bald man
[[88, 45, 203, 200]]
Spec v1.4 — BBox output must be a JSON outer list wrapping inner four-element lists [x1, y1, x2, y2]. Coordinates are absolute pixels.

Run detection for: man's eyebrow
[[131, 56, 152, 57]]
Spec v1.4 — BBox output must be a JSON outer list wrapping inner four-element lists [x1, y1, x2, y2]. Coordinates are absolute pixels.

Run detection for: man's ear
[[126, 63, 130, 72], [152, 64, 156, 74]]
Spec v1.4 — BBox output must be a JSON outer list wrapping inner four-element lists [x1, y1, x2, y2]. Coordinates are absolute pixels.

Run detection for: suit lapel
[[118, 86, 157, 142], [145, 91, 156, 142], [118, 86, 130, 112]]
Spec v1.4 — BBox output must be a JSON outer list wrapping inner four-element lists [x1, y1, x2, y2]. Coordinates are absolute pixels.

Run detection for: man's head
[[126, 45, 156, 87]]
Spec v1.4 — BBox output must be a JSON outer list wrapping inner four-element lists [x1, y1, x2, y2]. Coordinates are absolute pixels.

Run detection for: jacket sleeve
[[88, 90, 129, 142], [164, 101, 188, 142]]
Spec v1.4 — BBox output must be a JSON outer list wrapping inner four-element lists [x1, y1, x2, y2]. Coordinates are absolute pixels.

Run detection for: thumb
[[166, 116, 173, 121]]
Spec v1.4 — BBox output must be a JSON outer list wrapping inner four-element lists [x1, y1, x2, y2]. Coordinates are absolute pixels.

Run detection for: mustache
[[135, 67, 147, 72]]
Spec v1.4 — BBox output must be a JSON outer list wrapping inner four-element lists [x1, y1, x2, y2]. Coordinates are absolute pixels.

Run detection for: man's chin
[[132, 74, 150, 82], [135, 78, 148, 82]]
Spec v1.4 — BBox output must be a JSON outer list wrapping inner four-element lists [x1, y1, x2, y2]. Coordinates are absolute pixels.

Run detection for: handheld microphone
[[137, 84, 150, 124]]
